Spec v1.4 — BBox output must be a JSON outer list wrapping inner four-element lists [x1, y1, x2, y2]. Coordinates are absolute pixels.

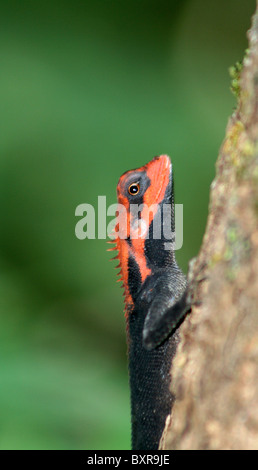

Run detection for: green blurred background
[[0, 0, 255, 449]]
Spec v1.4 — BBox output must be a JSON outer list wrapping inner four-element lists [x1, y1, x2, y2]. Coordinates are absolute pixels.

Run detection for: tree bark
[[161, 4, 258, 450]]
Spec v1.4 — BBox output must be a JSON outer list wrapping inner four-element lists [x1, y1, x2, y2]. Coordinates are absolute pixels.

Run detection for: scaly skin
[[109, 155, 188, 450]]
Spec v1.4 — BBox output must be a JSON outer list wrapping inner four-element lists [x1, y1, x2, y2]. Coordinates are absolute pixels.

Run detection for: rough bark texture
[[161, 4, 258, 450]]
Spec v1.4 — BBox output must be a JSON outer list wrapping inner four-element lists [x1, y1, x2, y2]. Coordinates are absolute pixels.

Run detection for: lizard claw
[[142, 289, 191, 350]]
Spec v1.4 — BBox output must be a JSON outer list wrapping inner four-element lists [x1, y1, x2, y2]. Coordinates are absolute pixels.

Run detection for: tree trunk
[[161, 3, 258, 450]]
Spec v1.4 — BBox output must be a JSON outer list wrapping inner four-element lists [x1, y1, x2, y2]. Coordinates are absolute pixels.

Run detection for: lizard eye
[[128, 182, 140, 195]]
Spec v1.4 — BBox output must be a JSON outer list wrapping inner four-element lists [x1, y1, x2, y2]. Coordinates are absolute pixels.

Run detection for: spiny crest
[[107, 234, 133, 316]]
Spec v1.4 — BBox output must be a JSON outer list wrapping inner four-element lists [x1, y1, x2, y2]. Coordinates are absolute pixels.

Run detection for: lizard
[[108, 155, 190, 450]]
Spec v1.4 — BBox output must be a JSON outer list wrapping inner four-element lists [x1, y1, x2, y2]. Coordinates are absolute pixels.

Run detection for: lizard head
[[116, 155, 172, 240], [117, 154, 171, 211], [109, 155, 173, 317]]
